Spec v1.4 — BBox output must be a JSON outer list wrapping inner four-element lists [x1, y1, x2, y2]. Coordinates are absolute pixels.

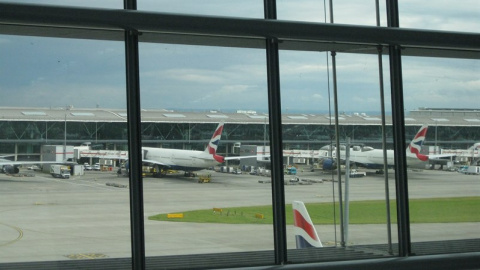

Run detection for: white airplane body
[[137, 122, 247, 177], [347, 147, 425, 169], [323, 125, 454, 169], [142, 147, 222, 173]]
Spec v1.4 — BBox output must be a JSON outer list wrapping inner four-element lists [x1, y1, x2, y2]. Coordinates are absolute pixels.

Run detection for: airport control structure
[[0, 106, 479, 170]]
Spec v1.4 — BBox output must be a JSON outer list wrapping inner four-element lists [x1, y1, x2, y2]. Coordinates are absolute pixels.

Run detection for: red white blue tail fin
[[205, 122, 225, 163], [407, 125, 429, 162], [469, 143, 480, 151], [292, 201, 323, 248]]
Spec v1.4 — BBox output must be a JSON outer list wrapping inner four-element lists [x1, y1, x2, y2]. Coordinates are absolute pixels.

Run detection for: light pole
[[64, 109, 67, 161], [64, 105, 71, 161], [435, 121, 438, 154]]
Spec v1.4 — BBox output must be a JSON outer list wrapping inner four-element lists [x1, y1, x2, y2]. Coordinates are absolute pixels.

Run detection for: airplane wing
[[427, 153, 456, 163], [0, 160, 74, 166], [0, 159, 76, 174], [428, 153, 456, 159], [223, 155, 258, 161]]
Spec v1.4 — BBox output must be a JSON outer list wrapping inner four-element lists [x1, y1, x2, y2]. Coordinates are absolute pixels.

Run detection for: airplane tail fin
[[292, 201, 323, 248], [407, 125, 429, 162], [205, 122, 225, 163], [468, 143, 480, 151]]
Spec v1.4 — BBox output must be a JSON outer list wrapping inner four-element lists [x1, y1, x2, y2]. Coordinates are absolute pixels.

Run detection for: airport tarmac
[[0, 168, 478, 263]]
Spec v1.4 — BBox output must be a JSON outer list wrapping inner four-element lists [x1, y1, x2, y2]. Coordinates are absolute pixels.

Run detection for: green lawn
[[148, 197, 480, 225]]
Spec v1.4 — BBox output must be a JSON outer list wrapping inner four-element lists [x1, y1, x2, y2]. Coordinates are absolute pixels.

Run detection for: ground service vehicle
[[465, 166, 480, 175], [50, 165, 71, 179]]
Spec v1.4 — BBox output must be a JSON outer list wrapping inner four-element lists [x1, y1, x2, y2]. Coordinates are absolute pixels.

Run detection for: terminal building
[[1, 106, 479, 164]]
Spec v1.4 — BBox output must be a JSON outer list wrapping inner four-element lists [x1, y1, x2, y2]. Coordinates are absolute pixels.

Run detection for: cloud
[[402, 58, 480, 109], [0, 80, 125, 109], [399, 1, 480, 32], [163, 69, 226, 84], [0, 2, 477, 114]]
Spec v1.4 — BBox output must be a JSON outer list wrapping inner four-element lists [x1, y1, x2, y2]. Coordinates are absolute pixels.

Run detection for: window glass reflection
[[399, 1, 479, 32], [0, 36, 128, 263], [280, 50, 398, 262], [0, 1, 477, 268], [403, 56, 480, 255], [139, 43, 274, 264], [138, 0, 263, 18], [277, 0, 386, 26]]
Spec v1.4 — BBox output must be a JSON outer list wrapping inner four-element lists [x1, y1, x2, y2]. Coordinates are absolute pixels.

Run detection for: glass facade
[[139, 43, 273, 258], [137, 0, 263, 18], [0, 33, 131, 263], [0, 1, 478, 270], [402, 56, 480, 253]]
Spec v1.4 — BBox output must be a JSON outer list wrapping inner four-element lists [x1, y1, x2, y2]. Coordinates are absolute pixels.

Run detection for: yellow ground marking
[[0, 222, 23, 246]]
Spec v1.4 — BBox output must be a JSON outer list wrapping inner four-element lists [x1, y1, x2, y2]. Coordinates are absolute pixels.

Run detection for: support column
[[386, 0, 411, 257], [328, 0, 345, 247], [376, 0, 393, 255], [264, 0, 287, 265], [124, 0, 146, 269]]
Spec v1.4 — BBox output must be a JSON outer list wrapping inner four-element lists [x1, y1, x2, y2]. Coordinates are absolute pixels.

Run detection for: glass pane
[[138, 0, 264, 18], [278, 1, 479, 30], [403, 56, 480, 255], [277, 0, 387, 26], [280, 50, 398, 262], [139, 43, 273, 268], [0, 36, 129, 263], [399, 1, 479, 32]]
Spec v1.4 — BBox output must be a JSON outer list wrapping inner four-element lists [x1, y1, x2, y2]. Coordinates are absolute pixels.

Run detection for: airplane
[[292, 200, 323, 248], [0, 123, 249, 177], [138, 122, 253, 177], [319, 125, 454, 170]]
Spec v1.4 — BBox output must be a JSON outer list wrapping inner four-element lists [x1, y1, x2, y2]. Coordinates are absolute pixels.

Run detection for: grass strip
[[148, 197, 480, 225]]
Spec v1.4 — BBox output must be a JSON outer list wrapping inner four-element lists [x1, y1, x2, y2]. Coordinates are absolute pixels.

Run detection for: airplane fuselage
[[346, 148, 426, 168], [142, 147, 219, 172]]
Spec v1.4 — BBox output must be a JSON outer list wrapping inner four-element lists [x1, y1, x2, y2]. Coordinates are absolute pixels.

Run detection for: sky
[[0, 0, 478, 115]]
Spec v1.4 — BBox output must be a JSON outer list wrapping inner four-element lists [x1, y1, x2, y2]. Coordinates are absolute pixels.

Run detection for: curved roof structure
[[2, 106, 479, 127]]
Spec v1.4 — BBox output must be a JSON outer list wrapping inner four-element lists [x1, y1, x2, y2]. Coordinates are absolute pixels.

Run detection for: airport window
[[138, 43, 275, 262], [0, 1, 478, 270], [402, 56, 480, 255], [137, 0, 264, 18], [398, 1, 479, 32], [0, 35, 129, 263], [279, 48, 400, 261], [277, 0, 387, 26]]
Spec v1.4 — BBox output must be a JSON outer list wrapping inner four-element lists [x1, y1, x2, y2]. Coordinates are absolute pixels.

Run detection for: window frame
[[0, 2, 478, 270]]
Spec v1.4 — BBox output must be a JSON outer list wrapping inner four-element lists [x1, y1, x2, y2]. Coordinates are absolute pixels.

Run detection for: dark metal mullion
[[264, 0, 287, 265], [1, 3, 479, 51], [124, 0, 146, 269], [386, 0, 411, 257], [375, 0, 393, 255]]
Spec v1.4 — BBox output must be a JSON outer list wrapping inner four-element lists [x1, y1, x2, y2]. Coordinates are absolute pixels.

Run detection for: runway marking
[[49, 178, 121, 190], [65, 253, 108, 259], [0, 222, 23, 246]]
